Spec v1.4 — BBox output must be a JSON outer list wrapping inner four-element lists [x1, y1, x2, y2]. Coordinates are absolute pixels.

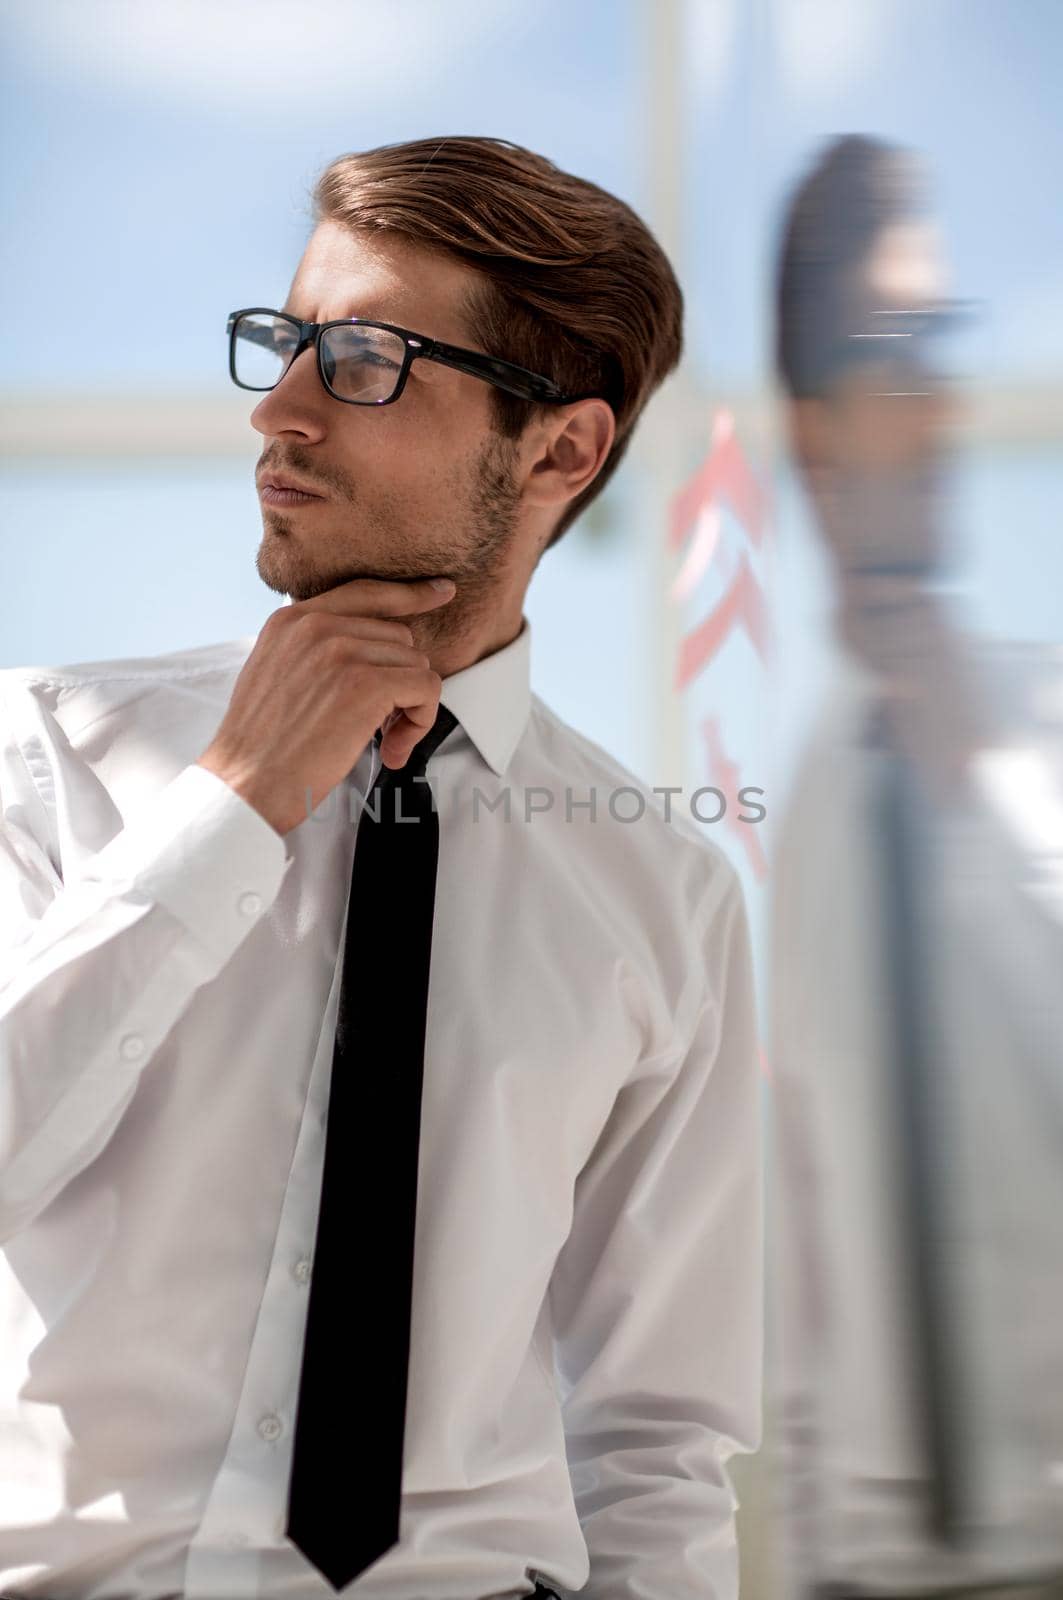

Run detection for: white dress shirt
[[0, 613, 762, 1600], [768, 635, 1063, 1599]]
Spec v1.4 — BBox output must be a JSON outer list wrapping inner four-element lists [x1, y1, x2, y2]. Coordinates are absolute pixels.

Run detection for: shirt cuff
[[75, 761, 293, 972]]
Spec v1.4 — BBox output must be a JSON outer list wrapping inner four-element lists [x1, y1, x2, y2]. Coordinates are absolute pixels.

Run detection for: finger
[[345, 639, 432, 670], [338, 615, 420, 645], [295, 575, 455, 620], [376, 674, 443, 767], [379, 715, 434, 769]]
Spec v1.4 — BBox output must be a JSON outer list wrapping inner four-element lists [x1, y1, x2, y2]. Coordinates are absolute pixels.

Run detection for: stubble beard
[[255, 430, 524, 630]]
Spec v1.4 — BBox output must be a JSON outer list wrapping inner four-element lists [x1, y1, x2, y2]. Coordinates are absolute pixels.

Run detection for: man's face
[[831, 215, 955, 464], [250, 219, 526, 643], [791, 215, 961, 578]]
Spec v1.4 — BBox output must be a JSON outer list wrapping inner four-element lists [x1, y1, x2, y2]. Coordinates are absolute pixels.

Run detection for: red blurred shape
[[668, 410, 769, 553], [701, 713, 768, 883], [676, 552, 771, 689]]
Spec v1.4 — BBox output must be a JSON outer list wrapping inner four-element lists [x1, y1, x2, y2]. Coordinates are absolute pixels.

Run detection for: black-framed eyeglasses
[[825, 299, 983, 394], [227, 307, 598, 408]]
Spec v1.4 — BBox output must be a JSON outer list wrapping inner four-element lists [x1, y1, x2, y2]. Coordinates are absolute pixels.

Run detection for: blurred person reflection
[[766, 134, 1063, 1600]]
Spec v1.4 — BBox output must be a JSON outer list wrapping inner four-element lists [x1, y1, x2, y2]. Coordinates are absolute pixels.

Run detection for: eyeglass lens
[[232, 313, 407, 403]]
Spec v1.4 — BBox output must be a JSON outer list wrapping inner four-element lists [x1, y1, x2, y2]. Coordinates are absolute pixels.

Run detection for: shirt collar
[[438, 613, 532, 778]]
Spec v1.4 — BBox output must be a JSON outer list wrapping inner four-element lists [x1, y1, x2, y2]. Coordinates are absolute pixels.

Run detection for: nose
[[249, 347, 327, 441]]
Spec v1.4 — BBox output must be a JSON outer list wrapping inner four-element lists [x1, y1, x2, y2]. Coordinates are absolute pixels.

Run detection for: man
[[0, 135, 762, 1600], [767, 133, 1063, 1600]]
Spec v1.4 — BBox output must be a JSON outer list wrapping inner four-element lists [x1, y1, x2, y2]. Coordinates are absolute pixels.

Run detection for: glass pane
[[321, 322, 406, 403], [233, 313, 299, 389]]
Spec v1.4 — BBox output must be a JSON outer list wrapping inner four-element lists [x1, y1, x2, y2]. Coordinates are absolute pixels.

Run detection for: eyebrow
[[280, 304, 400, 327]]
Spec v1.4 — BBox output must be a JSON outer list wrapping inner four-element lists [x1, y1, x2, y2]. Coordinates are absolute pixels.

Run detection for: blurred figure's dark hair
[[773, 134, 919, 398]]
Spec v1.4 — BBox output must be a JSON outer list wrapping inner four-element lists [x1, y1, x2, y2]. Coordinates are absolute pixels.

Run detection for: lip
[[257, 473, 326, 501]]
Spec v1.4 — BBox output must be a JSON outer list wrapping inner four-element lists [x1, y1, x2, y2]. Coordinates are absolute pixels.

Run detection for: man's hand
[[196, 576, 456, 836]]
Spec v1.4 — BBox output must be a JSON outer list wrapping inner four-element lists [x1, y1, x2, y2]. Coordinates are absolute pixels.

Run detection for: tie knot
[[372, 705, 459, 790]]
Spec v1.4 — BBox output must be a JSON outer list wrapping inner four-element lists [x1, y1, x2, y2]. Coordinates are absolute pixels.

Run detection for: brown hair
[[774, 134, 919, 398], [309, 135, 683, 550]]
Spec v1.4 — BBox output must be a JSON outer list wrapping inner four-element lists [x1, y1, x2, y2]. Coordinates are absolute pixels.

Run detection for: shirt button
[[293, 1256, 312, 1284], [119, 1033, 145, 1061], [238, 890, 263, 917], [258, 1412, 283, 1442]]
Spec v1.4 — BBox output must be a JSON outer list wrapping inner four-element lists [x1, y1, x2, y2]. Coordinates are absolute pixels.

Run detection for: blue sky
[[2, 0, 1060, 395], [0, 0, 639, 390]]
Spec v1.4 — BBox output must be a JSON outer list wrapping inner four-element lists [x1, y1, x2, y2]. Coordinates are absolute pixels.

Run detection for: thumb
[[378, 710, 425, 771]]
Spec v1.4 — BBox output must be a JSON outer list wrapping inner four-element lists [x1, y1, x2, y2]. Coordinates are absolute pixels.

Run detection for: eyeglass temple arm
[[421, 338, 574, 404]]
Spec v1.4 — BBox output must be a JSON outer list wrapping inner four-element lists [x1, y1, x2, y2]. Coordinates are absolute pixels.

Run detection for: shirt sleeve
[[967, 743, 1063, 928], [0, 684, 294, 1244], [764, 958, 831, 1600], [546, 858, 763, 1600], [762, 745, 836, 1600], [950, 743, 1063, 1117]]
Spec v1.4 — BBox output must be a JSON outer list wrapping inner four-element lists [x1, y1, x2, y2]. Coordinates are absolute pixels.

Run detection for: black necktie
[[869, 702, 969, 1544], [285, 703, 460, 1589]]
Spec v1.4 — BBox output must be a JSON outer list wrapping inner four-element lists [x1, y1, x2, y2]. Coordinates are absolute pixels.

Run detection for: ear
[[521, 399, 616, 513]]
